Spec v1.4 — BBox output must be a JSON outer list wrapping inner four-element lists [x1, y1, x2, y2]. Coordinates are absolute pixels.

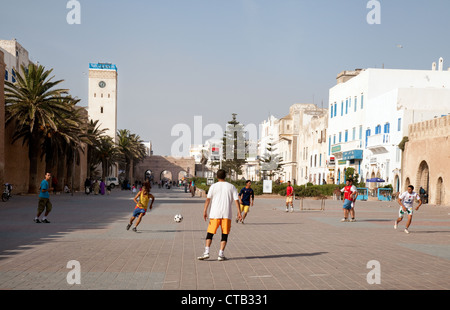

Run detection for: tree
[[117, 129, 146, 181], [4, 63, 74, 193], [221, 114, 247, 180], [259, 139, 284, 180]]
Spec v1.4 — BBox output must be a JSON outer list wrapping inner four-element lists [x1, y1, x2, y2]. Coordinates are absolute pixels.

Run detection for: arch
[[160, 170, 172, 181], [436, 177, 444, 205], [404, 177, 411, 191], [178, 170, 188, 180], [394, 174, 400, 193], [144, 169, 153, 182], [416, 160, 429, 194]]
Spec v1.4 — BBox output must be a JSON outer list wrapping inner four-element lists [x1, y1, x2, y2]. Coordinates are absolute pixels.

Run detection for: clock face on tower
[[99, 81, 106, 88]]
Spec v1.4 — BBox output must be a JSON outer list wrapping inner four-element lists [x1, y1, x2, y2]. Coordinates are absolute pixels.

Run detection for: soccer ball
[[174, 214, 183, 223]]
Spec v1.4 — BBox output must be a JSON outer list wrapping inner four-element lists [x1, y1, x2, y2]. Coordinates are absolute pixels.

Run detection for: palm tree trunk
[[28, 134, 40, 194]]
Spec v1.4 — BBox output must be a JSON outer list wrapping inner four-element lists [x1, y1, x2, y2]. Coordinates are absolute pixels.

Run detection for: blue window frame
[[330, 105, 333, 118], [384, 123, 390, 133], [361, 94, 364, 109], [334, 103, 337, 117], [341, 101, 344, 116], [398, 118, 402, 131]]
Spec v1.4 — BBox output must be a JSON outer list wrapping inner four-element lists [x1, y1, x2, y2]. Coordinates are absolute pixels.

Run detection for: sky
[[1, 0, 450, 156]]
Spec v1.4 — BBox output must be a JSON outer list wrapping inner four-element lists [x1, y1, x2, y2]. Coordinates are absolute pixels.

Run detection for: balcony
[[366, 134, 390, 154]]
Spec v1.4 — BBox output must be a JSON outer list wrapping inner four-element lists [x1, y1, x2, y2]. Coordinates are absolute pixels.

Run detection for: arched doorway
[[416, 161, 429, 195], [436, 177, 444, 205], [178, 170, 188, 181], [404, 177, 410, 191], [144, 169, 153, 182], [160, 170, 172, 181], [394, 174, 400, 193]]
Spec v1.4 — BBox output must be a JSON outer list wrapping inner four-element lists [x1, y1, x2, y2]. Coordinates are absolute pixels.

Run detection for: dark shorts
[[38, 198, 52, 213]]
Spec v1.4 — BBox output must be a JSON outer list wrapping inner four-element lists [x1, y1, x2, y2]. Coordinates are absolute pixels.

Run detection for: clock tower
[[88, 63, 118, 141]]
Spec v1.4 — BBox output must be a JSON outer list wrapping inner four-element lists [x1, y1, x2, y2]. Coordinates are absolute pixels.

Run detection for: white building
[[0, 39, 32, 83], [328, 61, 450, 191], [88, 63, 118, 141]]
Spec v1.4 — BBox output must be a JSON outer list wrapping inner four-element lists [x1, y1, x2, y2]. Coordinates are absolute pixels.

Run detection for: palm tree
[[5, 63, 73, 193], [117, 129, 146, 181], [85, 119, 108, 179]]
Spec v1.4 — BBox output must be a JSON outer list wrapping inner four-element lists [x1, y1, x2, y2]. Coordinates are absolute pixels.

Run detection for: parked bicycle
[[2, 183, 12, 202]]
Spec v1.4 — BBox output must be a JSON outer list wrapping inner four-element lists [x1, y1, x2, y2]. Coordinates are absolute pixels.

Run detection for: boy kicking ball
[[394, 185, 422, 234], [127, 181, 154, 232]]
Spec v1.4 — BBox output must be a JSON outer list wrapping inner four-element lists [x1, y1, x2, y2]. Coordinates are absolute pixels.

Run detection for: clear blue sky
[[1, 0, 450, 155]]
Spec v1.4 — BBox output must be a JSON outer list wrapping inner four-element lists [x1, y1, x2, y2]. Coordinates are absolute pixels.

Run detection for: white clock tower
[[88, 63, 118, 141]]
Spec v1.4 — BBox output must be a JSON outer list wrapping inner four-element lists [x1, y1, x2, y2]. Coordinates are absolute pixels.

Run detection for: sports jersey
[[207, 181, 239, 219], [286, 186, 293, 197], [399, 191, 420, 208], [239, 187, 254, 206], [136, 191, 151, 211], [341, 185, 357, 201]]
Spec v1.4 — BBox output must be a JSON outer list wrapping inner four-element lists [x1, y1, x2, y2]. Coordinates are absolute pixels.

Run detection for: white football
[[174, 214, 183, 223]]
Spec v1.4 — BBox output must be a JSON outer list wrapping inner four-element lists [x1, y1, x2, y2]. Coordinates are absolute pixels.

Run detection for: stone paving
[[0, 186, 449, 292]]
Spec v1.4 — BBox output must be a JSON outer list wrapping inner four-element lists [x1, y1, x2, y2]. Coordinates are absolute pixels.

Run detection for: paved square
[[0, 187, 449, 291]]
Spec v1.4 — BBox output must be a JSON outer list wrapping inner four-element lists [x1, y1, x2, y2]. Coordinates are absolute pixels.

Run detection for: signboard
[[207, 178, 214, 185], [331, 145, 341, 153], [263, 180, 273, 194], [342, 150, 363, 160]]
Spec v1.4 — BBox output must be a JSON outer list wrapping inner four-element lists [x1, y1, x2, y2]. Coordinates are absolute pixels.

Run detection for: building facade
[[402, 115, 450, 205], [88, 63, 118, 141], [328, 63, 450, 190]]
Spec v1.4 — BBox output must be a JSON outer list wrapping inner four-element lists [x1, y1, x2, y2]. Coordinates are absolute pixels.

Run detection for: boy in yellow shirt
[[126, 181, 154, 232]]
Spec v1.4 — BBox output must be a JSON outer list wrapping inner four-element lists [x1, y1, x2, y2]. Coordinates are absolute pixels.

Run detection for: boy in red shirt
[[285, 181, 294, 212], [340, 179, 357, 222]]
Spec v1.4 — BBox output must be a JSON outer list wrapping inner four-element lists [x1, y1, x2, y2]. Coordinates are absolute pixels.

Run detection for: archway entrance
[[416, 161, 429, 197], [160, 170, 172, 181], [144, 169, 153, 182]]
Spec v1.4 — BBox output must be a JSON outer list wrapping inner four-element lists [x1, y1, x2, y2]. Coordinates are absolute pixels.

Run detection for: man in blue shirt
[[237, 180, 254, 224], [35, 172, 53, 223]]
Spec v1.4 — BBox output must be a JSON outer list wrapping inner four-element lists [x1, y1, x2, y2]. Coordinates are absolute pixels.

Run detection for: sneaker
[[394, 221, 398, 229], [126, 224, 131, 230], [404, 228, 410, 234], [217, 255, 228, 261], [341, 218, 349, 222], [34, 218, 41, 223], [41, 219, 50, 223], [285, 208, 289, 212], [290, 207, 294, 212], [132, 227, 137, 232], [350, 218, 356, 222], [197, 253, 210, 260]]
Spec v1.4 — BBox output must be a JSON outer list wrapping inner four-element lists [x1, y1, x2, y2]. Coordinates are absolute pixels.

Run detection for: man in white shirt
[[198, 169, 242, 261], [395, 185, 422, 234]]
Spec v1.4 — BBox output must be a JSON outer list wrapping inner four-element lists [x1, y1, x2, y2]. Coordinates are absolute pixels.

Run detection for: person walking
[[340, 178, 357, 222], [285, 181, 294, 212], [198, 169, 241, 261], [394, 185, 422, 234], [34, 172, 53, 223], [126, 181, 155, 232], [237, 180, 254, 224]]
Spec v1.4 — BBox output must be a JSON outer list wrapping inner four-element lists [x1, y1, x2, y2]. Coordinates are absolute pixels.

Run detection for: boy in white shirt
[[198, 169, 242, 261], [395, 185, 422, 234]]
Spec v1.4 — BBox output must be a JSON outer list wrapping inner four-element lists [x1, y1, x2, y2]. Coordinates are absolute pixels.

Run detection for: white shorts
[[398, 206, 413, 218]]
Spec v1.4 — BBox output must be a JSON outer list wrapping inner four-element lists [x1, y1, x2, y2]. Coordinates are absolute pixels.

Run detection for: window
[[398, 118, 402, 131], [4, 69, 8, 81], [339, 132, 342, 143], [365, 128, 371, 148], [328, 137, 331, 155], [359, 125, 363, 140], [375, 125, 381, 135], [341, 101, 344, 116], [361, 94, 364, 109], [345, 130, 348, 142], [334, 103, 337, 117], [333, 135, 336, 145], [330, 105, 333, 118], [352, 127, 356, 140], [345, 99, 348, 114], [354, 97, 357, 112], [11, 69, 16, 83], [100, 107, 104, 113], [94, 93, 96, 98], [384, 122, 390, 133]]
